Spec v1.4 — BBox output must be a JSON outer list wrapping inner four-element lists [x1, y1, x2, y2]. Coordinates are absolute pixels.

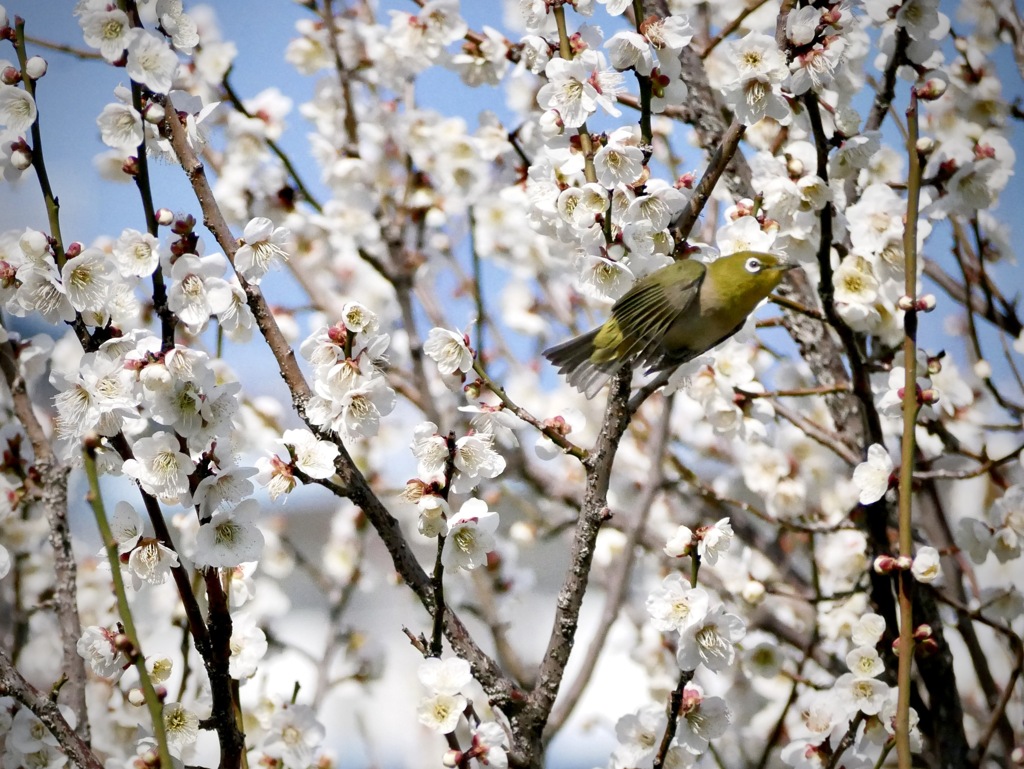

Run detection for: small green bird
[[544, 251, 797, 398]]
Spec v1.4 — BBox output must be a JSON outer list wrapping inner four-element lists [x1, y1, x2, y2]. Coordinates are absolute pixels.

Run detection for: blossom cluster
[[0, 0, 1021, 768]]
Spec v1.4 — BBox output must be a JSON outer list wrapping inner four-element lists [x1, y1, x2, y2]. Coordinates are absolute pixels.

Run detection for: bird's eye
[[745, 257, 763, 273]]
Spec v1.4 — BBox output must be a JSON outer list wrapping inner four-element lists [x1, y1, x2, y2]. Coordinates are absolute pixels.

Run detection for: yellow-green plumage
[[544, 251, 796, 398]]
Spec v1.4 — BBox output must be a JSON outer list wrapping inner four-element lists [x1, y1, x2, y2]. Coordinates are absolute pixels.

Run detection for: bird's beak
[[776, 262, 800, 272]]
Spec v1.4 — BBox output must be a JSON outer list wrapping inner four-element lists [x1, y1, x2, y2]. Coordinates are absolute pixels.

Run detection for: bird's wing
[[606, 260, 705, 367]]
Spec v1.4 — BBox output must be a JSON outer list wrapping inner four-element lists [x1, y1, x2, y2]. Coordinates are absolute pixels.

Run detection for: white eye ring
[[744, 257, 763, 273]]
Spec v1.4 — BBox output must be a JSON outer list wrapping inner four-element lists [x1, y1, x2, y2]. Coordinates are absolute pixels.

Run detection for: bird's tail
[[543, 329, 624, 399]]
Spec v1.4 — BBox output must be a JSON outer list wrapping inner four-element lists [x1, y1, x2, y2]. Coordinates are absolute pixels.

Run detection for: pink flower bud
[[675, 171, 696, 189], [873, 554, 898, 574], [914, 70, 948, 100], [920, 388, 939, 405], [65, 242, 83, 258], [917, 294, 936, 311], [0, 66, 19, 85]]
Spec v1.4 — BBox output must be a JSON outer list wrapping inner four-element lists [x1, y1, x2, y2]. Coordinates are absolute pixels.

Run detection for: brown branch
[[0, 648, 103, 769], [525, 370, 634, 749], [160, 92, 520, 718], [0, 338, 90, 741], [546, 395, 674, 736]]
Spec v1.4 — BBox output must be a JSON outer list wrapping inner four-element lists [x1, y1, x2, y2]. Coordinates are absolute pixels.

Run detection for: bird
[[543, 251, 797, 398]]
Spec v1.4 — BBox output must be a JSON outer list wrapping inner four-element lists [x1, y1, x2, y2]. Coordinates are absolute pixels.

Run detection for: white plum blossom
[[697, 518, 734, 565], [127, 537, 180, 589], [411, 422, 449, 479], [0, 85, 37, 135], [473, 722, 510, 769], [97, 102, 144, 153], [442, 498, 498, 571], [646, 574, 710, 633], [720, 32, 790, 125], [418, 655, 473, 695], [193, 498, 265, 568], [593, 138, 644, 187], [281, 428, 339, 479], [834, 672, 889, 716], [61, 248, 117, 313], [234, 217, 290, 284], [664, 524, 694, 558], [228, 613, 267, 680], [676, 684, 730, 755], [846, 647, 885, 679], [852, 444, 893, 504], [424, 327, 474, 375], [80, 7, 131, 62], [911, 546, 942, 583], [451, 432, 506, 492], [167, 253, 233, 331], [124, 27, 179, 94], [121, 431, 195, 504], [537, 50, 624, 128], [261, 704, 326, 768], [676, 605, 746, 673], [418, 692, 466, 734], [163, 703, 200, 754], [193, 466, 257, 516], [76, 626, 128, 679], [852, 613, 887, 647], [612, 705, 665, 769], [112, 228, 161, 278]]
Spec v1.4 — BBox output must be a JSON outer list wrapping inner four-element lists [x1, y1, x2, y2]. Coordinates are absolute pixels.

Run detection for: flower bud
[[11, 145, 32, 170], [127, 688, 146, 706], [442, 750, 463, 768], [916, 136, 937, 156], [25, 56, 47, 80], [741, 580, 766, 606], [917, 294, 936, 311], [920, 388, 939, 405], [538, 109, 563, 139], [914, 70, 948, 100], [897, 295, 915, 311], [1, 66, 19, 85], [973, 359, 992, 379], [895, 555, 913, 571], [675, 171, 696, 189], [65, 241, 83, 258], [509, 520, 537, 546], [144, 101, 165, 125], [873, 554, 898, 574], [156, 208, 174, 226]]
